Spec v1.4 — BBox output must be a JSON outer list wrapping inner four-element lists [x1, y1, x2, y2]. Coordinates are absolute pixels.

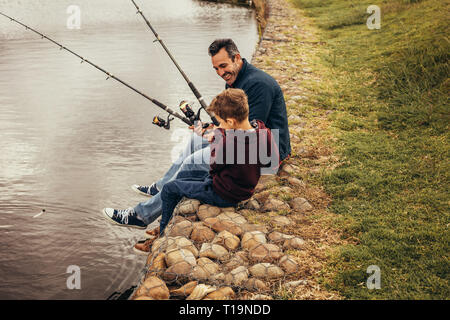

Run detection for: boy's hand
[[189, 121, 214, 137]]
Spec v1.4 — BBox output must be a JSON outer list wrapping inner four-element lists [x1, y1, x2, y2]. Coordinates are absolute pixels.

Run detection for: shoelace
[[116, 209, 133, 224]]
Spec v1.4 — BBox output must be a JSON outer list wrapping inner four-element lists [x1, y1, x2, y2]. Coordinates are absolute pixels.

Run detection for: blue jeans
[[134, 133, 211, 225], [159, 172, 237, 234]]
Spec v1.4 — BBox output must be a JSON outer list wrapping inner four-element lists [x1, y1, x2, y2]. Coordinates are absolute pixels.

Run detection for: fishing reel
[[179, 100, 212, 129], [152, 115, 173, 130]]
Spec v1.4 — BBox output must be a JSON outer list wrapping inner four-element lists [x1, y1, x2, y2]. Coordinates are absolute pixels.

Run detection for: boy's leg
[[159, 177, 236, 234]]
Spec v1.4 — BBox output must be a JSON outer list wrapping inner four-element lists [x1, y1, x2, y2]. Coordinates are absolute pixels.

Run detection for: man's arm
[[246, 81, 274, 123]]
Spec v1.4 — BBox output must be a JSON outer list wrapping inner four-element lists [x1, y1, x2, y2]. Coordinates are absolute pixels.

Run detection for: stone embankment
[[132, 0, 344, 300]]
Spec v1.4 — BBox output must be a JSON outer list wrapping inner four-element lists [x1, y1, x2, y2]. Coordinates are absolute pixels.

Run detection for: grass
[[290, 0, 449, 299]]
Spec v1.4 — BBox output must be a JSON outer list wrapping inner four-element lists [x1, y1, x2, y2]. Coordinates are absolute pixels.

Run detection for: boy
[[104, 88, 278, 252]]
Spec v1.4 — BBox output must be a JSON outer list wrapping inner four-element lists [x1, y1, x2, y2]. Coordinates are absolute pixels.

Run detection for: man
[[103, 38, 291, 232]]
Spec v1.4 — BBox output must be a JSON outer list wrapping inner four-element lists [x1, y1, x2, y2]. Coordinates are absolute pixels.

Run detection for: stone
[[283, 237, 305, 250], [203, 287, 235, 300], [287, 177, 305, 187], [186, 284, 216, 300], [240, 223, 269, 234], [191, 257, 220, 280], [279, 186, 294, 194], [133, 296, 154, 300], [163, 261, 193, 282], [134, 276, 169, 300], [224, 255, 246, 272], [168, 220, 193, 238], [224, 266, 249, 286], [243, 278, 269, 291], [170, 281, 198, 297], [216, 212, 247, 225], [285, 280, 308, 289], [268, 231, 295, 243], [173, 198, 200, 216], [249, 263, 285, 279], [272, 216, 292, 227], [250, 294, 273, 300], [290, 197, 313, 213], [249, 243, 283, 263], [279, 255, 300, 273], [165, 248, 197, 267], [212, 230, 240, 251], [263, 198, 290, 212], [241, 231, 267, 250], [197, 204, 221, 221], [199, 243, 229, 261], [210, 273, 226, 282], [190, 223, 216, 243], [242, 199, 260, 210], [203, 217, 244, 236], [146, 252, 166, 277], [166, 236, 199, 257]]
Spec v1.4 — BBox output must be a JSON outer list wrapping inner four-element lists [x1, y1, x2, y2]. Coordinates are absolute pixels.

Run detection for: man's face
[[211, 48, 242, 86]]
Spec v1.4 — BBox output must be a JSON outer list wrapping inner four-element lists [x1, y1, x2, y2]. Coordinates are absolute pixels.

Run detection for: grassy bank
[[290, 0, 449, 298]]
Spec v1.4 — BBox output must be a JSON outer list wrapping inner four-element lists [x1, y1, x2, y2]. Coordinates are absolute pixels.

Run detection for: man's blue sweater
[[226, 59, 291, 161]]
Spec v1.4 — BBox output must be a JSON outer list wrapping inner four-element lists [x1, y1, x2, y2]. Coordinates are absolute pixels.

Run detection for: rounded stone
[[134, 276, 169, 300], [263, 198, 290, 212], [283, 237, 305, 250], [290, 197, 313, 213], [249, 263, 285, 279], [203, 287, 235, 300], [225, 266, 249, 286], [165, 248, 197, 267], [174, 199, 201, 216], [197, 204, 221, 221], [168, 220, 193, 238], [216, 212, 247, 225], [249, 243, 283, 263], [190, 223, 216, 243], [241, 231, 267, 250], [203, 217, 243, 236], [268, 231, 295, 243], [166, 236, 199, 257], [199, 243, 229, 261], [279, 255, 300, 273], [212, 230, 240, 251]]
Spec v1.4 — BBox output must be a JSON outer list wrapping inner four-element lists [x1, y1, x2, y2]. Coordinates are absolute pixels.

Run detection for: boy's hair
[[208, 39, 240, 61], [207, 88, 249, 123]]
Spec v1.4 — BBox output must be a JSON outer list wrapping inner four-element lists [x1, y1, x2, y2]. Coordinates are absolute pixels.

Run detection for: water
[[0, 0, 258, 299]]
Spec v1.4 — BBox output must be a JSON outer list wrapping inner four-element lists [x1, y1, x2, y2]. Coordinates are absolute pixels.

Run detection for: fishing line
[[0, 11, 193, 128], [130, 0, 220, 127]]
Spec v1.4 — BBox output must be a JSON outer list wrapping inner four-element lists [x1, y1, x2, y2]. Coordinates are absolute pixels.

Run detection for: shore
[[131, 0, 344, 300]]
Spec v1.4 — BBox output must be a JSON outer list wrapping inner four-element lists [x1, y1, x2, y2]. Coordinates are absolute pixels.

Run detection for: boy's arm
[[209, 129, 227, 173]]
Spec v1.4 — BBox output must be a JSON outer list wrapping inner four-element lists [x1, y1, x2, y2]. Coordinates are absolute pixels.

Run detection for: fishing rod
[[130, 0, 220, 127], [0, 11, 193, 129]]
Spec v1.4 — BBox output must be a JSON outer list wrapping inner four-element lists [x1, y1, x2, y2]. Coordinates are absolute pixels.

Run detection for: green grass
[[291, 0, 449, 299]]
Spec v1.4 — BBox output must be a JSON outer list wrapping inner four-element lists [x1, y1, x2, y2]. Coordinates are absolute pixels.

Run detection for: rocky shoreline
[[131, 0, 344, 300]]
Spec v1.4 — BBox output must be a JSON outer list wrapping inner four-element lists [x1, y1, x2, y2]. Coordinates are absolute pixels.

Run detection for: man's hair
[[208, 39, 240, 61], [207, 88, 249, 123]]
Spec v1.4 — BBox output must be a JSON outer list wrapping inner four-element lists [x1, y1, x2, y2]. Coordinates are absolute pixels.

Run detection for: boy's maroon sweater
[[209, 120, 279, 204]]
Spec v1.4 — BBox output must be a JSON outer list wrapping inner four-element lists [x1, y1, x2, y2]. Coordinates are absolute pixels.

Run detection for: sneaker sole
[[131, 185, 152, 197], [102, 208, 147, 230], [132, 246, 151, 256]]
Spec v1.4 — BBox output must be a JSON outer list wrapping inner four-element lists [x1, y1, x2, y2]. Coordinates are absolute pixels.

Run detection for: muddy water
[[0, 0, 258, 299]]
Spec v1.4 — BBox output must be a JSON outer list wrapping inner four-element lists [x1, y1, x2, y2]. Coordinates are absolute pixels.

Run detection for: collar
[[226, 58, 248, 89]]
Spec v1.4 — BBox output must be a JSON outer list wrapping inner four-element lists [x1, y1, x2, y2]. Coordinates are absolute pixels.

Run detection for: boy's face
[[211, 48, 242, 86]]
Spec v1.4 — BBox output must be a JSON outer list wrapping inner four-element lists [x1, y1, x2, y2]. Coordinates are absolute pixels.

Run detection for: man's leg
[[133, 146, 211, 225], [154, 133, 209, 191]]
